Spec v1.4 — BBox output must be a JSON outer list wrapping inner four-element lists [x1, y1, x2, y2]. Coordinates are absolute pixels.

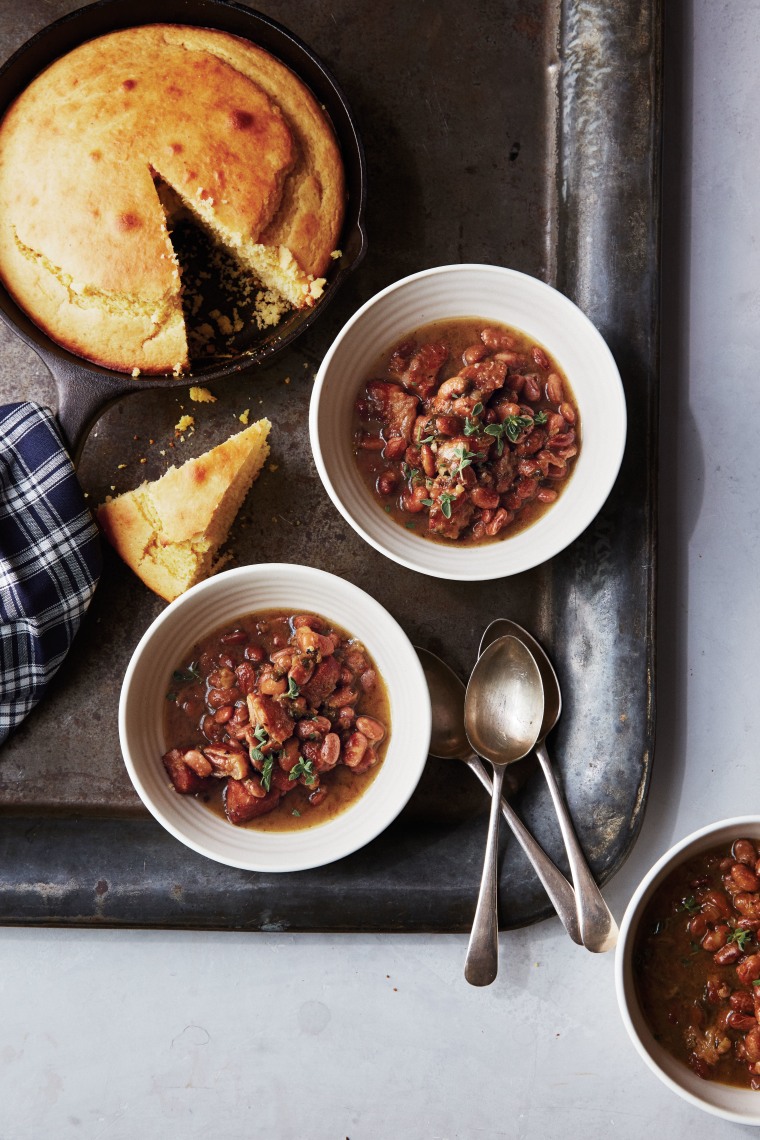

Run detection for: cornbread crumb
[[117, 463, 127, 470], [239, 409, 250, 425], [268, 462, 279, 472], [189, 386, 216, 403], [175, 414, 194, 433], [131, 368, 141, 378], [330, 249, 343, 259]]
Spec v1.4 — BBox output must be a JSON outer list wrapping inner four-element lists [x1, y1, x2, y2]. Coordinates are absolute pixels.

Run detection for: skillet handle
[[46, 356, 141, 467]]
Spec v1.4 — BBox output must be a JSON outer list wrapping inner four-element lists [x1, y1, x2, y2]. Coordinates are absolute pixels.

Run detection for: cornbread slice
[[97, 419, 271, 601], [0, 25, 344, 373]]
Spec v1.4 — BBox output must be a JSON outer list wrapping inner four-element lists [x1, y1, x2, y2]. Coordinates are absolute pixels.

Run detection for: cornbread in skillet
[[97, 418, 271, 601], [0, 25, 344, 374]]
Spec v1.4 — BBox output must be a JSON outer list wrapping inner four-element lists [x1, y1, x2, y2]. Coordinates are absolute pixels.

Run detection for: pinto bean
[[360, 669, 377, 692], [470, 487, 500, 510], [376, 471, 398, 496], [481, 327, 516, 352], [546, 373, 564, 403], [244, 644, 266, 663], [532, 345, 550, 369], [292, 614, 328, 633], [383, 437, 408, 460], [731, 992, 756, 1014], [736, 954, 760, 985], [207, 686, 241, 709], [734, 839, 759, 865], [462, 343, 488, 365], [355, 716, 385, 743], [701, 924, 730, 952], [733, 864, 760, 892], [727, 1011, 757, 1032], [319, 733, 341, 770], [296, 716, 332, 741], [522, 375, 542, 402], [420, 444, 437, 478], [746, 1028, 760, 1064], [343, 731, 370, 769], [735, 894, 760, 920], [485, 508, 513, 536], [536, 488, 558, 504], [295, 626, 338, 657], [714, 943, 744, 966], [208, 667, 236, 690]]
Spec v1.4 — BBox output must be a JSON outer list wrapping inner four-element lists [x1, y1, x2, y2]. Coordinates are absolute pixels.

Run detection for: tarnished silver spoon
[[415, 646, 581, 945], [463, 636, 544, 986], [480, 619, 618, 954]]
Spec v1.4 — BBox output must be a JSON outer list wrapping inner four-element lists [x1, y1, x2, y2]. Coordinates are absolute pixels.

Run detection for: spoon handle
[[464, 763, 506, 987], [463, 753, 581, 945], [534, 742, 619, 953]]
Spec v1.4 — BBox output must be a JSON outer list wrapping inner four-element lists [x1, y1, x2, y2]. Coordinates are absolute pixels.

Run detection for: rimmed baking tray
[[0, 0, 659, 932]]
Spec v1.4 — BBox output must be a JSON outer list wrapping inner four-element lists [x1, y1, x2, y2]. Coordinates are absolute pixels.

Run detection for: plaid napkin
[[0, 402, 101, 745]]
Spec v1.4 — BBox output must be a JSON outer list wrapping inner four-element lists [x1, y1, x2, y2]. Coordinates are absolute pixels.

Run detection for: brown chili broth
[[634, 843, 760, 1089], [351, 316, 580, 545], [163, 610, 390, 832]]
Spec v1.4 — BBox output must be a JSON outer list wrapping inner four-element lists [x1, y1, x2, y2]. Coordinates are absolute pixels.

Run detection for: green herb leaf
[[440, 492, 455, 519], [292, 809, 301, 817], [728, 929, 752, 950], [289, 757, 317, 786], [171, 663, 202, 685], [418, 433, 436, 445], [472, 402, 484, 417], [503, 414, 534, 443], [249, 745, 264, 764], [534, 410, 548, 425], [679, 896, 700, 915], [260, 753, 275, 792], [404, 521, 416, 530], [287, 676, 300, 699], [420, 498, 434, 508], [453, 444, 478, 473], [384, 504, 392, 513], [752, 979, 760, 987], [253, 725, 269, 745]]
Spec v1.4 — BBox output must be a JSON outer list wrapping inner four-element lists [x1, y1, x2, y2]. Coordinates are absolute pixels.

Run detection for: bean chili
[[634, 837, 760, 1089], [162, 610, 390, 831], [352, 317, 580, 543]]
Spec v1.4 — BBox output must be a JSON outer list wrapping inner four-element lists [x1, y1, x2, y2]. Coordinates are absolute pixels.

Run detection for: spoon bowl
[[465, 636, 545, 767], [462, 636, 544, 985]]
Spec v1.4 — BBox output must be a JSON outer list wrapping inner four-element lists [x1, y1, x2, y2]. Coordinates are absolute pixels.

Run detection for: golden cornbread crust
[[97, 418, 271, 600], [0, 25, 344, 374]]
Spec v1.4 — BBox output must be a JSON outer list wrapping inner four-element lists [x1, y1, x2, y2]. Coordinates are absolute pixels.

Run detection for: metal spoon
[[415, 646, 581, 944], [480, 619, 619, 954], [463, 636, 544, 986]]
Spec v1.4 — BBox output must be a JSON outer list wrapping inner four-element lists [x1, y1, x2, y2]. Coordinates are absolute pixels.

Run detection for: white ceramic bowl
[[616, 816, 760, 1126], [310, 263, 627, 580], [119, 564, 431, 872]]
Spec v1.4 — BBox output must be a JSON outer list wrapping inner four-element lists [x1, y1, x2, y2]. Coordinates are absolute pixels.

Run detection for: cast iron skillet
[[0, 0, 367, 459]]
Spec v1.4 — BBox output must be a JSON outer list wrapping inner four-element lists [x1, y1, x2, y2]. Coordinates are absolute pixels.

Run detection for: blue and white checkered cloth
[[0, 402, 101, 745]]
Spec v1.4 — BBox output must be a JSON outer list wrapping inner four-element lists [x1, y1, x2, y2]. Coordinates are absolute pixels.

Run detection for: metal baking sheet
[[0, 0, 659, 931]]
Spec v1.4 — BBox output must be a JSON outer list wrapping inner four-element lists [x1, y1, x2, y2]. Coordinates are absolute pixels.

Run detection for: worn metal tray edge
[[0, 0, 661, 932]]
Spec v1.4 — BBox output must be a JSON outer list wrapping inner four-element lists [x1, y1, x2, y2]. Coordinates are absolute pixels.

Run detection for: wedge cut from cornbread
[[97, 419, 270, 601]]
